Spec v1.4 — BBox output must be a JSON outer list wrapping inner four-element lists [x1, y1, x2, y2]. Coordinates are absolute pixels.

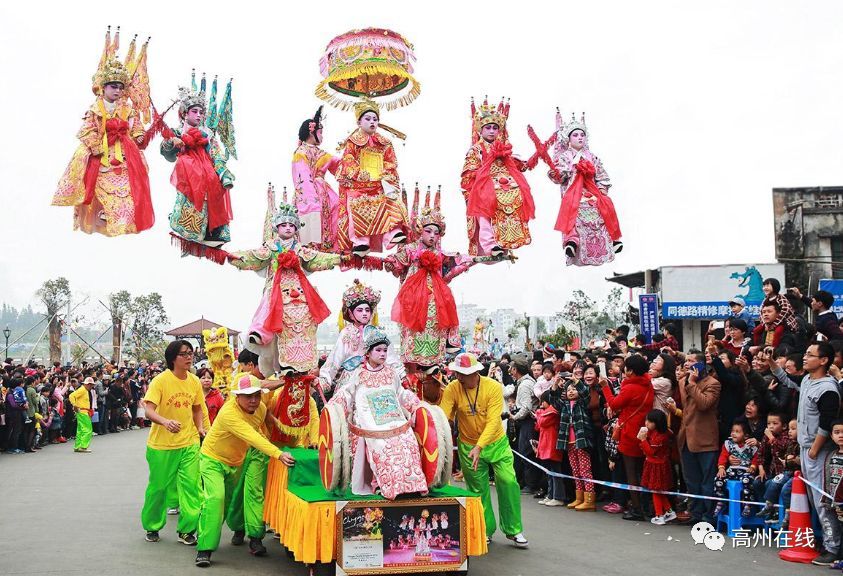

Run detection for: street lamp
[[3, 326, 10, 360]]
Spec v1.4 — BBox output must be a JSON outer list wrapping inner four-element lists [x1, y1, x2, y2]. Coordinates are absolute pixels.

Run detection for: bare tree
[[108, 290, 133, 363], [562, 289, 597, 345], [130, 293, 169, 362], [37, 277, 71, 364], [604, 286, 628, 327]]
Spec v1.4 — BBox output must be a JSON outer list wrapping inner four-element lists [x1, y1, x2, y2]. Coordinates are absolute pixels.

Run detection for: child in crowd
[[713, 420, 760, 517], [12, 382, 27, 412], [755, 412, 793, 519], [535, 390, 566, 506], [638, 409, 675, 525], [48, 397, 64, 443], [777, 419, 800, 527], [824, 419, 843, 569]]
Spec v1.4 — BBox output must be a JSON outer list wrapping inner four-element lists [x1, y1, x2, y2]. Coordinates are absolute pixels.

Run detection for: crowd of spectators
[[476, 279, 843, 566], [0, 358, 163, 454]]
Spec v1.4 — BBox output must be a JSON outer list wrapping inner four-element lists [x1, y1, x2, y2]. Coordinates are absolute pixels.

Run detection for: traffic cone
[[779, 471, 819, 563]]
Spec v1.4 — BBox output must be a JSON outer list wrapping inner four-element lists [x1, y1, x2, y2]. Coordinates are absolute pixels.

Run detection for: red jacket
[[535, 406, 564, 462], [640, 429, 672, 464], [602, 374, 654, 457], [204, 388, 225, 425]]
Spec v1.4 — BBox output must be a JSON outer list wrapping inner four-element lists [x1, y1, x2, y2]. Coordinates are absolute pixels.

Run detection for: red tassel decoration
[[169, 232, 232, 265]]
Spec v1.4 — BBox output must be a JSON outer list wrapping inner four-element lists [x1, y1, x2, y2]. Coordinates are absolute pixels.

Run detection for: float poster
[[337, 499, 465, 574], [381, 502, 463, 569]]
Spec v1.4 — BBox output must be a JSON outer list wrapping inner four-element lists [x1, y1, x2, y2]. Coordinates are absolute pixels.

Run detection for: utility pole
[[63, 297, 72, 365]]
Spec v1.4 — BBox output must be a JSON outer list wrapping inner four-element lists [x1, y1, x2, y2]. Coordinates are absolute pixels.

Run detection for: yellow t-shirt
[[439, 375, 505, 449], [143, 369, 204, 450], [201, 399, 282, 466], [69, 386, 92, 411]]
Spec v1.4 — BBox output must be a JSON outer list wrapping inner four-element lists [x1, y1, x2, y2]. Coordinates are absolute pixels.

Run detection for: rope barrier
[[510, 449, 780, 508]]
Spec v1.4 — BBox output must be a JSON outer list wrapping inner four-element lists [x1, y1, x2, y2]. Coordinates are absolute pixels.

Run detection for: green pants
[[74, 412, 92, 450], [141, 444, 201, 533], [197, 454, 242, 552], [226, 447, 269, 539], [459, 436, 522, 537], [166, 483, 179, 510]]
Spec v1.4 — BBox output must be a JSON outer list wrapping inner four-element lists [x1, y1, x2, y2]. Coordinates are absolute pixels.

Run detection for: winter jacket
[[601, 373, 654, 457], [677, 371, 721, 453], [553, 379, 594, 451], [535, 405, 564, 461]]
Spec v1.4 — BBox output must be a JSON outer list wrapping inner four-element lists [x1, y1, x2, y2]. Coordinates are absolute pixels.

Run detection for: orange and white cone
[[779, 471, 819, 563]]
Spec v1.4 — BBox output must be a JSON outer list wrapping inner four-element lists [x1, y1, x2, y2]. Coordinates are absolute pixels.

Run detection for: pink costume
[[327, 328, 429, 500], [292, 141, 340, 250], [550, 112, 622, 267]]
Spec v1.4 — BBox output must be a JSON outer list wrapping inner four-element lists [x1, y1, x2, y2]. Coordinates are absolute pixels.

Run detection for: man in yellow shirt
[[69, 377, 96, 453], [225, 349, 274, 548], [439, 353, 528, 548], [195, 374, 295, 568], [141, 340, 207, 546]]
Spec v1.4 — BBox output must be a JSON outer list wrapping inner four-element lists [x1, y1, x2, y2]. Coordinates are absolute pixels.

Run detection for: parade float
[[53, 23, 626, 576]]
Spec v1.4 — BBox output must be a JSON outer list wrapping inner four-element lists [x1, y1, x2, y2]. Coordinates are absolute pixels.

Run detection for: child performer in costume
[[162, 72, 235, 249], [388, 186, 504, 370], [53, 28, 154, 236], [460, 98, 535, 257], [194, 375, 296, 568], [335, 98, 409, 256], [549, 111, 622, 265], [293, 106, 340, 250], [326, 326, 430, 500], [229, 190, 343, 378], [318, 279, 405, 392]]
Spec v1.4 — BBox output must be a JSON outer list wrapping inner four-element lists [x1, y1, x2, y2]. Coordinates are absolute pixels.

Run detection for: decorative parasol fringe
[[315, 61, 421, 112]]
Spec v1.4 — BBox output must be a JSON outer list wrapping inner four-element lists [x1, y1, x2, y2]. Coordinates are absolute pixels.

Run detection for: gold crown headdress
[[349, 97, 406, 141], [353, 97, 379, 120], [410, 183, 446, 236], [471, 96, 510, 144], [339, 279, 381, 330], [91, 26, 153, 122], [342, 279, 382, 310]]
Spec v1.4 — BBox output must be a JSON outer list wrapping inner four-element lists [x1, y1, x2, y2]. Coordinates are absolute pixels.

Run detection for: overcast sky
[[2, 1, 841, 335]]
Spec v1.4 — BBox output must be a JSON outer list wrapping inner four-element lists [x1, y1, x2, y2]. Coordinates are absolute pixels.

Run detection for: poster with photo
[[337, 498, 467, 575]]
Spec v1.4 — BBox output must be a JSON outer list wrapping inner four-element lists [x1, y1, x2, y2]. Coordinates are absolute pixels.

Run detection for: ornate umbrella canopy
[[315, 28, 420, 112]]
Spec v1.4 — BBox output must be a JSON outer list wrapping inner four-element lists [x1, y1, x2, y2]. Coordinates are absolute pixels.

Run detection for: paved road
[[0, 431, 819, 576]]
